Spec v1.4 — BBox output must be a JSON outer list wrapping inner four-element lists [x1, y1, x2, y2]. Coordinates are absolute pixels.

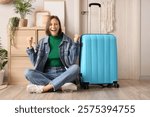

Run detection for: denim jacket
[[26, 33, 80, 72]]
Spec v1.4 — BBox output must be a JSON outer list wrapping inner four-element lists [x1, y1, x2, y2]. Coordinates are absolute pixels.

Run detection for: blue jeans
[[24, 64, 79, 91]]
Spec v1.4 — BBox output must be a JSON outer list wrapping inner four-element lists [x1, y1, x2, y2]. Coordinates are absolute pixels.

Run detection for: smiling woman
[[24, 15, 80, 94], [45, 16, 61, 37]]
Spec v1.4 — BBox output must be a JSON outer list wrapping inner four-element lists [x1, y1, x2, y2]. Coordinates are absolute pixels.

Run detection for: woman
[[24, 15, 80, 93]]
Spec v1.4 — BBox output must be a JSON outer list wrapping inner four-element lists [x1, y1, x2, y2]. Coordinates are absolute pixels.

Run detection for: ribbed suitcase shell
[[80, 34, 118, 84]]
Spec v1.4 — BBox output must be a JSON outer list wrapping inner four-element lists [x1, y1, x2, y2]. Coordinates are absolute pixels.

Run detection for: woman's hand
[[26, 36, 34, 49], [74, 34, 80, 43]]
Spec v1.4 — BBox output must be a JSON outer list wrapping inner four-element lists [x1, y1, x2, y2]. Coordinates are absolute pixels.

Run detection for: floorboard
[[0, 80, 150, 100]]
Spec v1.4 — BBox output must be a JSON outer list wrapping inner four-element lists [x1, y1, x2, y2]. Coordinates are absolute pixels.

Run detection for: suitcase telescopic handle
[[89, 3, 101, 7]]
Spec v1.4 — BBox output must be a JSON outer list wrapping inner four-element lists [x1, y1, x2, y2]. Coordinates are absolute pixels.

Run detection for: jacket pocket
[[36, 50, 45, 65]]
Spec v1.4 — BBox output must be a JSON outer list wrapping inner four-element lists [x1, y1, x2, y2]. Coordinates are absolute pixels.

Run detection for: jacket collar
[[43, 32, 69, 45], [62, 33, 69, 42], [60, 33, 69, 46]]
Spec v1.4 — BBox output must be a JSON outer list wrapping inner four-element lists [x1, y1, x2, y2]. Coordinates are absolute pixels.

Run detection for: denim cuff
[[49, 82, 56, 91]]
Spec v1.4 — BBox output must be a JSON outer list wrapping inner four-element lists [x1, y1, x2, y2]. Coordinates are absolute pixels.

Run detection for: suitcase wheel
[[113, 81, 119, 88], [114, 83, 119, 88], [80, 82, 89, 89]]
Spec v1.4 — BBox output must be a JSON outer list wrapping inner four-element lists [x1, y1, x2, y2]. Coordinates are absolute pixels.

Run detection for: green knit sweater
[[47, 35, 63, 67]]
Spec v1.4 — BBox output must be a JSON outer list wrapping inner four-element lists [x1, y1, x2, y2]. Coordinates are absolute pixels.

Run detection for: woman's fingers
[[74, 34, 80, 42], [26, 36, 34, 48]]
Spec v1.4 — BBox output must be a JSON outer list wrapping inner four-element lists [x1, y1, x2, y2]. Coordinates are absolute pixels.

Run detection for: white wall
[[0, 3, 16, 48]]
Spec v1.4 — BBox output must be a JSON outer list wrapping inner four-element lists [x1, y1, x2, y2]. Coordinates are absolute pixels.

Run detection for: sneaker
[[26, 84, 44, 93], [61, 83, 77, 92]]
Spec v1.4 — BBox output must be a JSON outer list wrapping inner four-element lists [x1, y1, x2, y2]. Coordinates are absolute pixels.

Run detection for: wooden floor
[[0, 79, 150, 100]]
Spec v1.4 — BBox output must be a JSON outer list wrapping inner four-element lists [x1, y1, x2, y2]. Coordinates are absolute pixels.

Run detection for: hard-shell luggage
[[79, 34, 119, 89]]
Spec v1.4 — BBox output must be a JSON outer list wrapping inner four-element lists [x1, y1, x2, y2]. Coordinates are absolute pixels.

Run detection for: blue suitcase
[[79, 34, 119, 89]]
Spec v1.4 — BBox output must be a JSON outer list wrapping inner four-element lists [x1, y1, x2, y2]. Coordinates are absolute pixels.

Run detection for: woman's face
[[49, 18, 60, 36]]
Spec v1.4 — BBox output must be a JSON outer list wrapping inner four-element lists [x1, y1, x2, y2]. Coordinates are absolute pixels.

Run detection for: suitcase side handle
[[89, 3, 101, 7]]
